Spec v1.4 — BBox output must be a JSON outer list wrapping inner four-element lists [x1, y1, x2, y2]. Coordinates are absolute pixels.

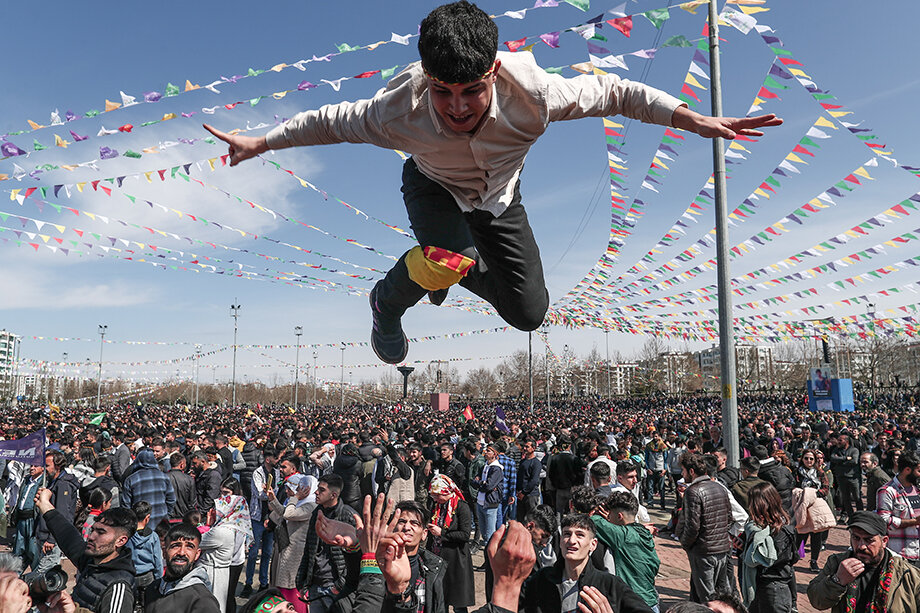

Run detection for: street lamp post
[[605, 329, 611, 398], [312, 351, 318, 409], [230, 300, 241, 409], [340, 344, 346, 410], [294, 326, 303, 410], [96, 325, 107, 412], [543, 323, 550, 410], [194, 345, 201, 408]]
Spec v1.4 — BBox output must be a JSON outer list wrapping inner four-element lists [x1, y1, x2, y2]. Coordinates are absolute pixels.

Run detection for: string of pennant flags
[[0, 0, 764, 169], [0, 0, 586, 147]]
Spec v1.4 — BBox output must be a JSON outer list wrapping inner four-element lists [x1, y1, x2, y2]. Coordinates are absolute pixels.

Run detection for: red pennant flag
[[354, 70, 381, 79], [843, 174, 860, 184], [792, 144, 815, 157], [504, 37, 527, 52], [607, 16, 633, 37], [757, 87, 779, 99]]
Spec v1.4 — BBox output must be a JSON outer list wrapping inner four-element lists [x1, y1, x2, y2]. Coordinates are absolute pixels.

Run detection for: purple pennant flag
[[0, 429, 45, 466], [587, 13, 604, 24], [53, 185, 62, 197], [65, 110, 77, 121], [70, 130, 88, 142], [143, 91, 162, 103], [1, 142, 26, 157], [692, 50, 709, 65], [827, 187, 843, 197], [769, 64, 792, 79], [762, 35, 781, 45], [587, 41, 609, 55], [99, 146, 119, 159], [297, 81, 317, 91], [540, 31, 560, 48]]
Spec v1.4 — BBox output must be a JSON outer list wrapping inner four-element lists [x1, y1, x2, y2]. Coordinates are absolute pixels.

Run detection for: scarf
[[429, 474, 464, 529], [214, 494, 254, 549], [845, 553, 896, 613]]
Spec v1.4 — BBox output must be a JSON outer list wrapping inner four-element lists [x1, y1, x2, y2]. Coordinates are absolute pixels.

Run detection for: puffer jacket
[[296, 499, 360, 596], [758, 458, 795, 517], [332, 445, 363, 508], [792, 487, 835, 534], [677, 476, 732, 556], [238, 442, 262, 496]]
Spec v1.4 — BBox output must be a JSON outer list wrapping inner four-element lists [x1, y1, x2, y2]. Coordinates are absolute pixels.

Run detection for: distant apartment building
[[694, 344, 775, 391]]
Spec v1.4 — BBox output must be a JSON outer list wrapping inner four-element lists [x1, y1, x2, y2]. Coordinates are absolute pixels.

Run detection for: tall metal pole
[[709, 0, 739, 468], [230, 300, 240, 408], [605, 329, 611, 398], [96, 325, 107, 412], [294, 326, 302, 409], [313, 351, 318, 409], [194, 344, 201, 408], [339, 344, 345, 410], [544, 324, 550, 411], [528, 331, 533, 410]]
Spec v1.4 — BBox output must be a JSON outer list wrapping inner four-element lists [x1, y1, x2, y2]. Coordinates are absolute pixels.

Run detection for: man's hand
[[37, 589, 76, 613], [672, 107, 783, 140], [34, 487, 54, 514], [202, 124, 269, 166], [578, 586, 614, 613], [836, 557, 865, 585], [359, 494, 398, 555], [427, 523, 442, 537], [488, 521, 536, 611], [316, 508, 358, 549], [0, 575, 31, 613], [41, 542, 55, 554]]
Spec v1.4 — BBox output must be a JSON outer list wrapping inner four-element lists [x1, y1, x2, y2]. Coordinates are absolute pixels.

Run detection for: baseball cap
[[847, 511, 888, 537]]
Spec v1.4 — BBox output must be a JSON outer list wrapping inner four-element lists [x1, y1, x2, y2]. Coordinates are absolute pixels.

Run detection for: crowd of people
[[0, 389, 915, 613]]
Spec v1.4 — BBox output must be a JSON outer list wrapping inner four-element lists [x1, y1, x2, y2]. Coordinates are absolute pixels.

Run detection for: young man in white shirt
[[206, 1, 780, 365]]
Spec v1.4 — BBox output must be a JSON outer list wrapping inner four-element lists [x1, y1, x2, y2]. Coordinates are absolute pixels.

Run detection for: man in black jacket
[[753, 445, 795, 517], [145, 522, 221, 613], [167, 453, 197, 520], [547, 438, 578, 514], [35, 487, 136, 613], [297, 474, 360, 613], [517, 440, 542, 521], [830, 434, 862, 520], [521, 514, 650, 613], [35, 450, 80, 578], [190, 451, 222, 512], [436, 442, 467, 492]]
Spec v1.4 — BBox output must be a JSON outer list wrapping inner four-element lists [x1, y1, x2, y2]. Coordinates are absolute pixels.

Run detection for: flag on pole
[[88, 412, 106, 425], [0, 429, 46, 465], [494, 406, 510, 433], [461, 405, 474, 422]]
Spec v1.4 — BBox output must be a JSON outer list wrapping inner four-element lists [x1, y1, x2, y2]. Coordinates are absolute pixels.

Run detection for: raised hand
[[202, 124, 269, 166], [488, 521, 536, 611], [578, 586, 614, 613], [315, 510, 357, 549], [672, 107, 783, 140], [360, 494, 398, 555]]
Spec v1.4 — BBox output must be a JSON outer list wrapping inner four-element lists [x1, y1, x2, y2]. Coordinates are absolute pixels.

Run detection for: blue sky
[[3, 0, 920, 390]]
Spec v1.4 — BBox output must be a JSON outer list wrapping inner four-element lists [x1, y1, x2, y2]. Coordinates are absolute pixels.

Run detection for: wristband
[[360, 557, 382, 575], [361, 552, 376, 561]]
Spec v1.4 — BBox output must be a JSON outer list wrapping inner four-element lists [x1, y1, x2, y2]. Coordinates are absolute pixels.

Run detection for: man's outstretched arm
[[672, 106, 783, 140], [203, 125, 268, 167]]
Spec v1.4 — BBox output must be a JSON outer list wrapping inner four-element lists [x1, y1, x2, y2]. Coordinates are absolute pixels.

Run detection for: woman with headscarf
[[199, 494, 254, 613], [427, 474, 474, 613], [267, 473, 316, 613]]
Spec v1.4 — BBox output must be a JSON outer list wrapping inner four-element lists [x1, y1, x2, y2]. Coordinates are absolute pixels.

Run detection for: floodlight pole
[[709, 0, 739, 468], [230, 301, 240, 409], [96, 325, 107, 412], [294, 326, 303, 410], [194, 344, 201, 408], [528, 331, 533, 411]]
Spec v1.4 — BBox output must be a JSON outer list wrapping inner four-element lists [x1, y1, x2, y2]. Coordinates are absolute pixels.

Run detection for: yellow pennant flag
[[185, 80, 200, 91], [853, 167, 874, 180], [814, 116, 837, 129], [54, 134, 69, 148], [104, 99, 121, 112]]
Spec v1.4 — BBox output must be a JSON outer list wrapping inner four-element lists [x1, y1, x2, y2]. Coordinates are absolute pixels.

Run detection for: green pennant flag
[[381, 65, 399, 80], [336, 42, 360, 53], [123, 150, 142, 159], [643, 8, 670, 28], [564, 0, 589, 11], [33, 139, 47, 151], [89, 412, 106, 425], [165, 83, 180, 97], [544, 66, 565, 74], [662, 35, 692, 48]]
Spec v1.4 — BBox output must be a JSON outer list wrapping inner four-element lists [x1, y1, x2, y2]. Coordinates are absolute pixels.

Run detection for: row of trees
[[14, 336, 920, 407]]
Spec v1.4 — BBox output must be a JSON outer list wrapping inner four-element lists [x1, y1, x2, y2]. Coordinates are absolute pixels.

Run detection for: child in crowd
[[126, 501, 165, 609]]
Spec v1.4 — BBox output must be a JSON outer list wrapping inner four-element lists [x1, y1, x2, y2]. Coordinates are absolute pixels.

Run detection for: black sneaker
[[428, 288, 448, 306], [809, 560, 819, 571], [240, 585, 253, 598], [370, 285, 408, 364]]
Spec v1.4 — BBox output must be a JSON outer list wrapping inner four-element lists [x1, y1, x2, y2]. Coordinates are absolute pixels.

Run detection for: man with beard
[[808, 511, 920, 612], [34, 487, 137, 613], [876, 450, 920, 565], [145, 522, 221, 613]]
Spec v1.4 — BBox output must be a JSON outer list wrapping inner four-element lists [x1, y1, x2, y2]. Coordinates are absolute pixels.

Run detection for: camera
[[25, 566, 68, 603]]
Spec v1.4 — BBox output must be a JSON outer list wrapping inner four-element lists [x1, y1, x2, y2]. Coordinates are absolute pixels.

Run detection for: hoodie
[[146, 566, 221, 613], [127, 524, 164, 577], [122, 449, 177, 529]]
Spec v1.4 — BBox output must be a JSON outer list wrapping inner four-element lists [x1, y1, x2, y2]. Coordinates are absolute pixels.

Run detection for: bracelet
[[345, 542, 361, 553], [361, 552, 376, 561], [360, 558, 382, 575]]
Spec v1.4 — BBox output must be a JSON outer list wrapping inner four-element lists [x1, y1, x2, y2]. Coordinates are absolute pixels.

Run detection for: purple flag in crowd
[[0, 429, 45, 466], [494, 407, 510, 433]]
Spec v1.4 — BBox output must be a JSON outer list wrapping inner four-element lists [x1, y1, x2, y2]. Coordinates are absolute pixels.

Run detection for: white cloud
[[0, 266, 154, 310]]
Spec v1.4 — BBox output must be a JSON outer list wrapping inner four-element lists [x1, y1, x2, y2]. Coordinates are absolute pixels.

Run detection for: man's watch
[[829, 573, 844, 586]]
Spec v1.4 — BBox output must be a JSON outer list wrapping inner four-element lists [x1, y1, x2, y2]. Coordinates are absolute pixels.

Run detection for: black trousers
[[373, 158, 549, 331]]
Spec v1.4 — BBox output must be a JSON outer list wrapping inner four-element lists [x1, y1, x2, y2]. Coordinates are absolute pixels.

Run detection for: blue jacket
[[127, 525, 163, 577], [122, 449, 176, 529]]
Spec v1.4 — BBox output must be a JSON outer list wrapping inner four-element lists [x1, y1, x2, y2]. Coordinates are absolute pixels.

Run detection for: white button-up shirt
[[266, 51, 683, 217]]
